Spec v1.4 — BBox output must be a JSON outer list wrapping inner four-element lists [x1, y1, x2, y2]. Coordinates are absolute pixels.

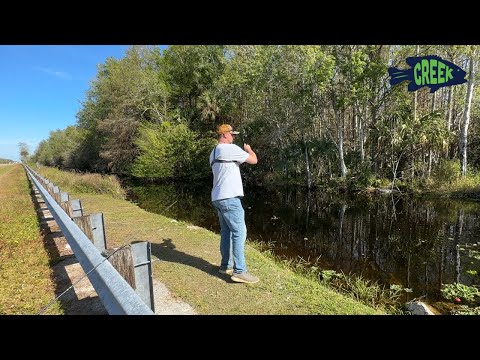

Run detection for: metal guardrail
[[24, 165, 154, 315]]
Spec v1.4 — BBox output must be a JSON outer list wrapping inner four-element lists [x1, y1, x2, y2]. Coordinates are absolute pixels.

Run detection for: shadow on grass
[[151, 239, 234, 282]]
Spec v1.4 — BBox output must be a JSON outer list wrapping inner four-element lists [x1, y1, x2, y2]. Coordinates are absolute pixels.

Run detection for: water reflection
[[128, 183, 480, 300]]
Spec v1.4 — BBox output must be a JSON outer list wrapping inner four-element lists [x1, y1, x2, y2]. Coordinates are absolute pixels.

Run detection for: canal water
[[128, 183, 480, 301]]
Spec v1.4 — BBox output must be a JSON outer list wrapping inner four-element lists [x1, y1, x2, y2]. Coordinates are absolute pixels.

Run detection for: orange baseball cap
[[216, 124, 240, 135]]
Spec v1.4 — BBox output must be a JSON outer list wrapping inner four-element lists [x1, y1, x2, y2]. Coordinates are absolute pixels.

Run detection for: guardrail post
[[59, 192, 69, 203], [103, 246, 136, 288], [90, 213, 107, 251], [131, 241, 155, 312], [73, 213, 107, 252], [60, 202, 69, 216], [53, 188, 65, 204], [62, 199, 83, 218]]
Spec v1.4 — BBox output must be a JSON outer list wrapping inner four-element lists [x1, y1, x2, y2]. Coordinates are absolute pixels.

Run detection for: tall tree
[[76, 46, 169, 174], [162, 45, 225, 131], [18, 142, 29, 163], [459, 47, 477, 177]]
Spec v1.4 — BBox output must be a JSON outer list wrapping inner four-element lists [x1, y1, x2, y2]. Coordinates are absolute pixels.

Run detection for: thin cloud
[[0, 139, 39, 146], [36, 67, 72, 80]]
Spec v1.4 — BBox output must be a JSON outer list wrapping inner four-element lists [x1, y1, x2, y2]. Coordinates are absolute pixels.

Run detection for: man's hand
[[243, 143, 257, 165]]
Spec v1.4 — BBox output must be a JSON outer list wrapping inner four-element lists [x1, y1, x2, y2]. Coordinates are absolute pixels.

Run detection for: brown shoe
[[231, 272, 259, 284]]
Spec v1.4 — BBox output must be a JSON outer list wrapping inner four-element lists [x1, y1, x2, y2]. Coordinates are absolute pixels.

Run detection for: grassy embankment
[[37, 166, 384, 314], [0, 164, 62, 314], [419, 174, 480, 202], [368, 160, 480, 201]]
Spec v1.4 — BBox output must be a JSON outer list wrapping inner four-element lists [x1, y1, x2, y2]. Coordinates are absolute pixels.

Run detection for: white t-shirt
[[210, 144, 249, 201]]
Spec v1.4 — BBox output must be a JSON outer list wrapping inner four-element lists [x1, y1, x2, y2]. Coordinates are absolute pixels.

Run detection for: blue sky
[[0, 45, 143, 161]]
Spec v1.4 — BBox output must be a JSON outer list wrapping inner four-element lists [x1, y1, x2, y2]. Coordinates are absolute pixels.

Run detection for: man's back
[[210, 144, 249, 201]]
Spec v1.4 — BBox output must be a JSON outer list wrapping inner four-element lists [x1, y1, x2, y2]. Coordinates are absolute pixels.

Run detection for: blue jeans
[[212, 197, 247, 274]]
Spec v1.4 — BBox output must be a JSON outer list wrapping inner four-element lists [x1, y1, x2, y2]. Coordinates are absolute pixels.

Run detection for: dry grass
[[35, 166, 125, 200], [0, 165, 62, 314]]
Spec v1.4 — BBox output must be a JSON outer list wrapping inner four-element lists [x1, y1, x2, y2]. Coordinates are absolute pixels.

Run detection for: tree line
[[32, 45, 480, 189]]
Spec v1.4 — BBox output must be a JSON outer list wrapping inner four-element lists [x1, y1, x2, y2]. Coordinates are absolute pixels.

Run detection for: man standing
[[210, 124, 259, 284]]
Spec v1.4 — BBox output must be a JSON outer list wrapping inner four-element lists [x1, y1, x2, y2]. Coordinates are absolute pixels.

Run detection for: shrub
[[441, 283, 480, 303], [131, 122, 216, 181], [433, 159, 461, 184], [37, 166, 126, 199]]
